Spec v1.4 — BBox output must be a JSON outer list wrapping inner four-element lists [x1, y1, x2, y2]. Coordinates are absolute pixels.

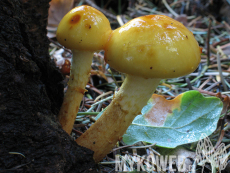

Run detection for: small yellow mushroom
[[56, 5, 112, 134]]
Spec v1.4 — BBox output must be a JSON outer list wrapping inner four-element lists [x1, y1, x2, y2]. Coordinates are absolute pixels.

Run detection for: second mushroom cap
[[56, 5, 112, 51]]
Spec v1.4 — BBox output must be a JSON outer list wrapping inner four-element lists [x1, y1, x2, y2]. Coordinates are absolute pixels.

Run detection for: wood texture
[[0, 0, 95, 172]]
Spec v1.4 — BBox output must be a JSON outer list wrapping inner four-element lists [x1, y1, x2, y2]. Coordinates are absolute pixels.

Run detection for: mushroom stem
[[76, 75, 161, 162], [58, 50, 94, 134]]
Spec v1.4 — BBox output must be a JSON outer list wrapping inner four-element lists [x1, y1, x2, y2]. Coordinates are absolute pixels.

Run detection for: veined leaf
[[123, 90, 223, 148]]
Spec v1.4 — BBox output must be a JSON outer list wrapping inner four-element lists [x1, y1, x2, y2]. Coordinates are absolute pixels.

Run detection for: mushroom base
[[76, 75, 161, 162], [58, 50, 94, 134]]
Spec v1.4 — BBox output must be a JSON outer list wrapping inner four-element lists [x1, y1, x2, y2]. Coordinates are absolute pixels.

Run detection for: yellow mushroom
[[76, 15, 201, 162], [56, 5, 112, 134]]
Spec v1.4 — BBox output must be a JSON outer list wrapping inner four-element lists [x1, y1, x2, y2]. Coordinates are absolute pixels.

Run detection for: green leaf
[[123, 90, 223, 148]]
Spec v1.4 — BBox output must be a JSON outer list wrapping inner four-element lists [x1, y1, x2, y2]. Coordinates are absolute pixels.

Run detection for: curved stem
[[58, 50, 94, 134], [76, 75, 161, 162]]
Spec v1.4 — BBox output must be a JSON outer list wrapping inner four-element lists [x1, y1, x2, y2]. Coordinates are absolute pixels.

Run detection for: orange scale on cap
[[69, 14, 81, 24]]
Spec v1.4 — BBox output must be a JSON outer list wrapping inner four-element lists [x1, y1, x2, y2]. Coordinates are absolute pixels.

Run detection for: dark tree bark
[[0, 0, 95, 172]]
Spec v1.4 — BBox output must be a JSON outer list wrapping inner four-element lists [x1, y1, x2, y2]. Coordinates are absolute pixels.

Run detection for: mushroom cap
[[56, 5, 112, 51], [104, 15, 201, 79]]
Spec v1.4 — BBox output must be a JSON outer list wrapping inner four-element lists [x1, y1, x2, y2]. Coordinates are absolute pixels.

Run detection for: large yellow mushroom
[[56, 5, 112, 134], [76, 15, 201, 162]]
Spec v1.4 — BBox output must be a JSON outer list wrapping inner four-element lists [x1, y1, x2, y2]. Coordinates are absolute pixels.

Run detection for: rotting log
[[0, 0, 95, 172]]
